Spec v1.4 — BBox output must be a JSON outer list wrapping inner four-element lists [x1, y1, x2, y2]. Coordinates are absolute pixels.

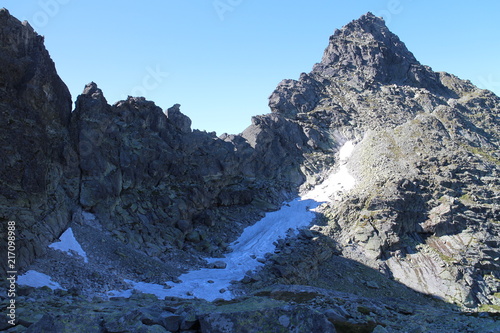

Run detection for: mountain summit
[[316, 12, 421, 84], [1, 9, 499, 331], [269, 12, 459, 118]]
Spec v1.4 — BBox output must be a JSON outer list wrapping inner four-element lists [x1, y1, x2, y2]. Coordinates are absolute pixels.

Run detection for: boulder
[[198, 305, 336, 333]]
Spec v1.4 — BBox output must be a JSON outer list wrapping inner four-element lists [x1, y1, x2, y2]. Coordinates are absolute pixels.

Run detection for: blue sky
[[4, 1, 500, 135]]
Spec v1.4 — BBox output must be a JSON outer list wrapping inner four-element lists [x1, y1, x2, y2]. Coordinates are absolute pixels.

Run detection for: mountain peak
[[270, 12, 460, 118], [343, 11, 386, 32], [314, 12, 420, 86], [3, 9, 500, 328]]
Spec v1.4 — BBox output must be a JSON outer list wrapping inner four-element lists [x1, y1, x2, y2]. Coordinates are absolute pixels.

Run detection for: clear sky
[[4, 1, 500, 135]]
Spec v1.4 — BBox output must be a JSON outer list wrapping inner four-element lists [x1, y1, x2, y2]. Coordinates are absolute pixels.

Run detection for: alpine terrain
[[0, 8, 499, 332]]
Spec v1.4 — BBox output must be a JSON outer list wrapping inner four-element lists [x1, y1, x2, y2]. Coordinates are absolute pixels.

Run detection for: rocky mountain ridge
[[1, 8, 499, 332], [1, 6, 315, 274]]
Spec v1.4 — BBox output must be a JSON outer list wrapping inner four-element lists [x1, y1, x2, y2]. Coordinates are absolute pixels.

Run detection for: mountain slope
[[262, 12, 500, 309]]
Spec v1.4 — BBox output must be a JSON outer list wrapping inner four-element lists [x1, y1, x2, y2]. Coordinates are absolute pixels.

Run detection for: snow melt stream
[[109, 141, 356, 301]]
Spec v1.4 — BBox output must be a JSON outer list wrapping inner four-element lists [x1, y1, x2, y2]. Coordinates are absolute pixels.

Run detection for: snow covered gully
[[110, 141, 356, 301]]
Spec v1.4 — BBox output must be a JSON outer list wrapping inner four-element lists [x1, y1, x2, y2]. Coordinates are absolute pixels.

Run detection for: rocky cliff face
[[0, 8, 78, 271], [69, 83, 310, 262], [2, 8, 500, 331]]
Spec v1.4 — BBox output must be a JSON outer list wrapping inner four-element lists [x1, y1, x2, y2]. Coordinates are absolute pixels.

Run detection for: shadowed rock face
[[0, 8, 78, 271], [1, 7, 499, 315], [68, 81, 310, 260]]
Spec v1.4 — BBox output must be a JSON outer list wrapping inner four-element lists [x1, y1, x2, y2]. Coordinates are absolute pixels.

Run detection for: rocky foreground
[[0, 8, 499, 333], [1, 282, 499, 333]]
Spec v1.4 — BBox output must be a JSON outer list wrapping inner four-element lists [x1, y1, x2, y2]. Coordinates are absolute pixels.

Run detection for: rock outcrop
[[0, 8, 78, 271], [10, 284, 500, 332], [69, 81, 310, 262]]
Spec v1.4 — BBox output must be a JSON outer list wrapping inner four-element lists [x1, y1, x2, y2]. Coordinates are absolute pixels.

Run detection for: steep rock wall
[[0, 9, 78, 271]]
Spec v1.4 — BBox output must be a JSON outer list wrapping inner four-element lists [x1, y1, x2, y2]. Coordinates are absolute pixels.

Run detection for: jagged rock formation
[[0, 7, 311, 272], [1, 7, 500, 332], [69, 82, 311, 262]]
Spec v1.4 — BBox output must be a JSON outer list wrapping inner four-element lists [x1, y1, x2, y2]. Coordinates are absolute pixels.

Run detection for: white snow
[[82, 211, 96, 223], [303, 140, 356, 202], [338, 140, 355, 161], [108, 141, 356, 301], [17, 270, 66, 290], [158, 197, 321, 301], [107, 288, 134, 298], [48, 227, 88, 263]]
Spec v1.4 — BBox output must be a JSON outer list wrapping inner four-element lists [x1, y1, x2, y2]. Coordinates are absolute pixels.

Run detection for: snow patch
[[82, 211, 96, 223], [338, 140, 355, 162], [107, 288, 134, 298], [17, 270, 65, 290], [161, 196, 320, 301], [304, 141, 356, 202], [49, 227, 88, 263], [107, 141, 356, 302]]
